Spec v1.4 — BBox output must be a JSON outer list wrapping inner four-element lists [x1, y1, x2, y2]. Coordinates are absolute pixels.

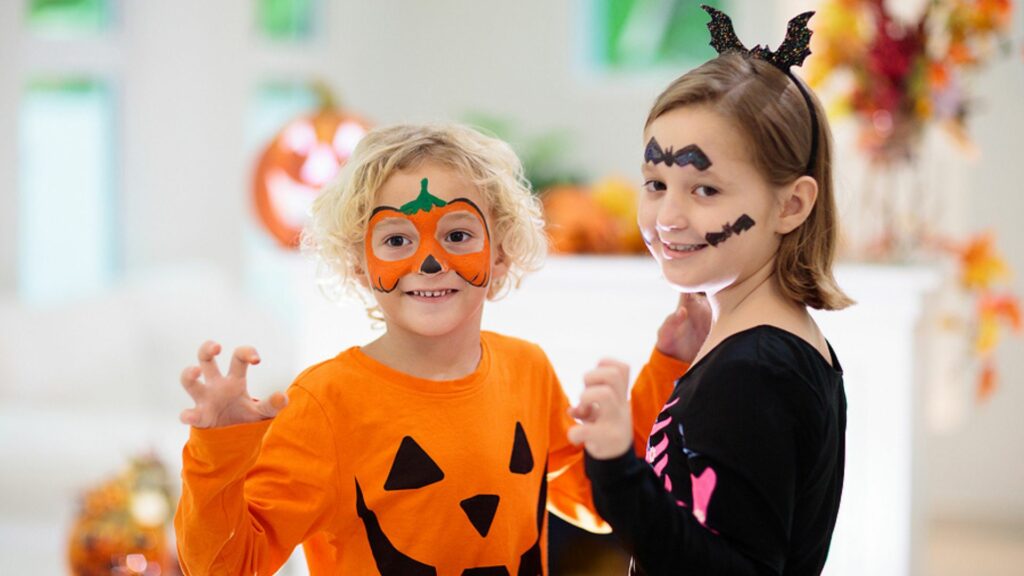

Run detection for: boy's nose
[[419, 254, 443, 274]]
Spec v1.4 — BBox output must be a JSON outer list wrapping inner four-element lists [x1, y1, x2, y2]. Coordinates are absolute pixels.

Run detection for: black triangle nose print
[[460, 494, 500, 537], [420, 254, 443, 274], [384, 436, 445, 491], [509, 422, 533, 474]]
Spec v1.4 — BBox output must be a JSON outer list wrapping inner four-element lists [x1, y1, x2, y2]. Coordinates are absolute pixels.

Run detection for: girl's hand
[[179, 341, 288, 429], [656, 293, 712, 363], [567, 359, 633, 460]]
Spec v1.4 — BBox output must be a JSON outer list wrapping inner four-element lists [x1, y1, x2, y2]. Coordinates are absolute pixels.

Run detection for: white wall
[[926, 1, 1024, 523]]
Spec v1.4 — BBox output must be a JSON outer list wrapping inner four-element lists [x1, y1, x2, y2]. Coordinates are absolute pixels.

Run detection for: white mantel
[[295, 256, 940, 576]]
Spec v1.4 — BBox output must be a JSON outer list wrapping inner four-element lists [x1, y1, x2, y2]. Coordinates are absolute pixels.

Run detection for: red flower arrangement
[[809, 0, 1014, 164]]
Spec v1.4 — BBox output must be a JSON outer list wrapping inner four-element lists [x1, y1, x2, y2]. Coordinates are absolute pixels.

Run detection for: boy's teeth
[[412, 290, 451, 297]]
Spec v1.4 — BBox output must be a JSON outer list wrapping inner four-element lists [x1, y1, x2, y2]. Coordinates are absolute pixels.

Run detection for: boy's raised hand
[[179, 341, 288, 429], [656, 292, 712, 363], [567, 359, 633, 460]]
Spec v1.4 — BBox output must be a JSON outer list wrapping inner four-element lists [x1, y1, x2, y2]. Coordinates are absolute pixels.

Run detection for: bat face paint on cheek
[[645, 137, 713, 171], [705, 214, 756, 247], [364, 178, 491, 292]]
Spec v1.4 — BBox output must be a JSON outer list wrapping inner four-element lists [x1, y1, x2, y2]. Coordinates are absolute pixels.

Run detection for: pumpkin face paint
[[365, 178, 491, 293]]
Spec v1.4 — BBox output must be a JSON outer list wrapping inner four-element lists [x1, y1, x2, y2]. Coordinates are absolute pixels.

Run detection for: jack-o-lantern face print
[[354, 422, 545, 575], [365, 178, 491, 293], [253, 111, 371, 248]]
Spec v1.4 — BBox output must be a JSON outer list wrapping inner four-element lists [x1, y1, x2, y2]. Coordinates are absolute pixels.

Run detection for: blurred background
[[1, 0, 1022, 574]]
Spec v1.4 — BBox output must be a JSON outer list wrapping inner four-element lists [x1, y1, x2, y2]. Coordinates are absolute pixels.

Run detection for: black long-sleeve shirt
[[586, 325, 846, 576]]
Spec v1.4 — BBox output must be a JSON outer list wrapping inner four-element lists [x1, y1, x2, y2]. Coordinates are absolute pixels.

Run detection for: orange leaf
[[977, 362, 998, 402]]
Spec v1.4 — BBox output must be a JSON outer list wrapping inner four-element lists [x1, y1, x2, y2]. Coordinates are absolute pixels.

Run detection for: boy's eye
[[384, 235, 410, 248], [643, 180, 667, 193], [694, 185, 719, 198], [446, 230, 471, 243]]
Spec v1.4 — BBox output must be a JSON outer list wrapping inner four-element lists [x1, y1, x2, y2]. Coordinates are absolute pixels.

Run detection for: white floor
[[2, 518, 1021, 575], [927, 519, 1024, 576]]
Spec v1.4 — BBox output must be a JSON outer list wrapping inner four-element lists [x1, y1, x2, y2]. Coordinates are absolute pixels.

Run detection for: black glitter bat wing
[[701, 4, 746, 55], [768, 11, 815, 69], [705, 214, 756, 247], [645, 139, 714, 170], [644, 138, 666, 164]]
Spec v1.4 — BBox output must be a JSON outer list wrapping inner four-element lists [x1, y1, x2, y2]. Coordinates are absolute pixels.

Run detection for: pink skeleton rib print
[[646, 397, 718, 531]]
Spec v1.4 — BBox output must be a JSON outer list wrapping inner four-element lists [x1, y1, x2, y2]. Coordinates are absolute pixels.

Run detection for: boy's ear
[[491, 245, 510, 284], [353, 260, 370, 289], [775, 175, 818, 235]]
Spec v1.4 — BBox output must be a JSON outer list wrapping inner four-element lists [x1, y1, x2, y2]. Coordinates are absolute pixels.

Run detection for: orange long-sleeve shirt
[[175, 331, 687, 575]]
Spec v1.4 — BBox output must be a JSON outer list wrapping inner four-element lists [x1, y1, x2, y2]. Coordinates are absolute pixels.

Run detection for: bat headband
[[701, 4, 819, 176]]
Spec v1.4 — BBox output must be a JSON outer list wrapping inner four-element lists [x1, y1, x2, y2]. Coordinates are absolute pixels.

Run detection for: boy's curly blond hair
[[302, 123, 548, 317]]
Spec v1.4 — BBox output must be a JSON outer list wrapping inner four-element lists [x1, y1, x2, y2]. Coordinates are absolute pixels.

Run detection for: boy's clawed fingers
[[197, 340, 223, 381], [180, 365, 203, 397], [254, 391, 289, 419], [179, 407, 202, 427], [229, 345, 261, 380], [180, 340, 281, 429]]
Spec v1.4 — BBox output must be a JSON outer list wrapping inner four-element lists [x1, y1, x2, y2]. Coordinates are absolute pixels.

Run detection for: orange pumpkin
[[541, 185, 622, 254], [253, 109, 372, 248], [591, 177, 647, 254]]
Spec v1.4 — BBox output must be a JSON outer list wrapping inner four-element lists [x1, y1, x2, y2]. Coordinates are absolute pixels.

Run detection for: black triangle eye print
[[509, 422, 534, 474], [384, 436, 445, 491]]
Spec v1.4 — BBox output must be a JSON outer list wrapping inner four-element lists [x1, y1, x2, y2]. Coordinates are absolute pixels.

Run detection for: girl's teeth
[[668, 243, 705, 252]]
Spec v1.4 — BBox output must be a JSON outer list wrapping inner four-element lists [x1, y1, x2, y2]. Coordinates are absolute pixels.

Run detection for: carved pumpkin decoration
[[253, 109, 371, 248], [541, 185, 621, 254]]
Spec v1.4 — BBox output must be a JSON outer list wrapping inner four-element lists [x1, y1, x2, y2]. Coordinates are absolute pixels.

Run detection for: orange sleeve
[[544, 347, 689, 535], [630, 347, 689, 457], [174, 384, 341, 576], [546, 369, 612, 534]]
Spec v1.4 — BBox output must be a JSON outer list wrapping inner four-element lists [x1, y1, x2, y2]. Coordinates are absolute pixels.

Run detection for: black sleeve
[[586, 357, 805, 576]]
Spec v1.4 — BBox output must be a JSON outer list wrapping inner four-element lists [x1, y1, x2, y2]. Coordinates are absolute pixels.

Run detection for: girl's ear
[[775, 175, 818, 235]]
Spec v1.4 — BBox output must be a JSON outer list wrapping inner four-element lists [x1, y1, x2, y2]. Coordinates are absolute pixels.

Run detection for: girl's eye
[[384, 235, 409, 248], [643, 180, 667, 193], [694, 185, 720, 198], [446, 230, 471, 243]]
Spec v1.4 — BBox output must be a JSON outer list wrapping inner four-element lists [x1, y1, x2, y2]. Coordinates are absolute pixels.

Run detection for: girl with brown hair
[[569, 6, 852, 575]]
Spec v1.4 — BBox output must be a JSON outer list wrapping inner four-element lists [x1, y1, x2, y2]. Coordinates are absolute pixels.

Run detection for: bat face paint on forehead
[[645, 137, 713, 171], [705, 214, 756, 247], [365, 178, 491, 292]]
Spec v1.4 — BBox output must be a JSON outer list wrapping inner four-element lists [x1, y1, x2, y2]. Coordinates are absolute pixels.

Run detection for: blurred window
[[27, 0, 112, 36], [258, 0, 317, 41], [590, 0, 721, 71], [19, 79, 118, 304]]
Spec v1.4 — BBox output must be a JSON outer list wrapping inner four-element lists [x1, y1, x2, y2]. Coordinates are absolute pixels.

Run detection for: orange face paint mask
[[365, 178, 491, 293]]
